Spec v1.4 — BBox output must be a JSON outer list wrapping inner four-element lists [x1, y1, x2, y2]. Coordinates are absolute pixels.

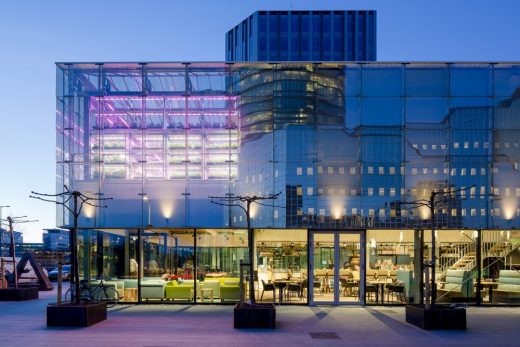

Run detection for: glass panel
[[366, 230, 414, 304], [196, 229, 248, 303], [255, 229, 307, 304], [450, 65, 492, 97], [313, 233, 335, 303], [143, 229, 194, 302], [481, 229, 520, 304], [406, 66, 449, 97], [339, 233, 361, 303], [77, 229, 138, 303]]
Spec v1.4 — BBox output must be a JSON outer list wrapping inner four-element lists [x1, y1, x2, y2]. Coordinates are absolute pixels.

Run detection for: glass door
[[309, 230, 365, 305]]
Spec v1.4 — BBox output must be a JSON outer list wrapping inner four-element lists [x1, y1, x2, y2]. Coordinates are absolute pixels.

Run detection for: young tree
[[0, 215, 37, 288], [210, 193, 281, 304], [401, 185, 474, 307], [30, 185, 111, 304]]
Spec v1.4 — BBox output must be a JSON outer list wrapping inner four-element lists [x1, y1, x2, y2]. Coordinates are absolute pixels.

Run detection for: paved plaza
[[1, 287, 519, 346]]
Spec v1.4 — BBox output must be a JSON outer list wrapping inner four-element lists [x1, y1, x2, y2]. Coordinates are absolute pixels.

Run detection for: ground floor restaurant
[[76, 228, 520, 305]]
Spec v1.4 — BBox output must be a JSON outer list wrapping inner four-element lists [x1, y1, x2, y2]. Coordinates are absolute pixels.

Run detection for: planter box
[[0, 287, 39, 301], [47, 302, 107, 327], [405, 304, 466, 330], [234, 303, 276, 329]]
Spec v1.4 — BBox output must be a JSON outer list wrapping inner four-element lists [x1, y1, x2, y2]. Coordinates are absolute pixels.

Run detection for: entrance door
[[309, 230, 365, 305]]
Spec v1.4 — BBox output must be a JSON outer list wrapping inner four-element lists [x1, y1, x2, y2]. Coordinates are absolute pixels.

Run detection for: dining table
[[366, 279, 392, 303]]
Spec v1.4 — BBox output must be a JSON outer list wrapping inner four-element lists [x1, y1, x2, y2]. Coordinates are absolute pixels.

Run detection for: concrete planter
[[0, 287, 39, 301], [234, 303, 276, 329], [405, 304, 466, 330], [47, 302, 107, 327]]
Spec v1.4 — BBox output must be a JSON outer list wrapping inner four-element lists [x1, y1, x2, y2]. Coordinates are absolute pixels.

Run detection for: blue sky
[[0, 0, 519, 242]]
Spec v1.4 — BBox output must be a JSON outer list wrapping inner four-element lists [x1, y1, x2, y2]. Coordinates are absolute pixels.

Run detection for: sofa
[[219, 279, 241, 302], [437, 270, 473, 302], [165, 280, 194, 301], [493, 270, 520, 303], [141, 280, 166, 300]]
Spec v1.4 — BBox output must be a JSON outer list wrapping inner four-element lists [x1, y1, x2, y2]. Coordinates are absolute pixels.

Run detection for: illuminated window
[[454, 142, 459, 149], [411, 168, 418, 175], [340, 188, 346, 195], [368, 188, 374, 196], [307, 167, 313, 175], [422, 144, 428, 150], [275, 169, 279, 177], [451, 209, 457, 217], [505, 188, 511, 197], [350, 188, 357, 195], [441, 144, 447, 150], [470, 186, 476, 197], [389, 167, 395, 175], [339, 167, 345, 174], [367, 166, 374, 174], [461, 209, 467, 217], [422, 168, 428, 175], [369, 209, 375, 217], [432, 144, 437, 150], [494, 187, 499, 196], [471, 168, 476, 176], [379, 188, 385, 196], [480, 209, 486, 216], [319, 209, 325, 216], [274, 210, 279, 219], [464, 142, 469, 149], [433, 167, 439, 174], [505, 142, 510, 149], [480, 186, 486, 196], [328, 166, 334, 174], [461, 168, 466, 176], [471, 209, 476, 217], [379, 167, 384, 175], [494, 208, 501, 216], [474, 142, 479, 148], [390, 188, 396, 197], [318, 166, 323, 174], [296, 167, 302, 175], [307, 187, 313, 196], [352, 208, 358, 215], [297, 186, 303, 196], [308, 208, 314, 215], [495, 142, 500, 149], [379, 209, 385, 217], [451, 168, 456, 176], [401, 166, 405, 175], [350, 167, 356, 175], [318, 188, 323, 195], [481, 168, 486, 175], [484, 142, 490, 149]]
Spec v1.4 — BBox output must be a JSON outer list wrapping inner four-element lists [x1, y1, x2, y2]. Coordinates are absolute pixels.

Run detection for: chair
[[386, 280, 406, 303], [287, 280, 306, 301], [366, 284, 377, 301], [493, 270, 520, 303], [260, 280, 275, 302]]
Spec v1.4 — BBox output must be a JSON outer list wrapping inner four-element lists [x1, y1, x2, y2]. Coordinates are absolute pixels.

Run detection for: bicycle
[[65, 278, 120, 308]]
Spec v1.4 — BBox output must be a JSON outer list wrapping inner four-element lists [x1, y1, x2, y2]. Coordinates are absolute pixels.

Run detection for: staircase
[[449, 252, 476, 271], [437, 230, 516, 276]]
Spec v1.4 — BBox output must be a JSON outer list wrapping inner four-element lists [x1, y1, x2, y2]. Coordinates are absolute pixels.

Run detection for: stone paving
[[1, 287, 519, 346]]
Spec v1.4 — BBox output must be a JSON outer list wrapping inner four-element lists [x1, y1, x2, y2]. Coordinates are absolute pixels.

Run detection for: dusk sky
[[1, 0, 519, 242]]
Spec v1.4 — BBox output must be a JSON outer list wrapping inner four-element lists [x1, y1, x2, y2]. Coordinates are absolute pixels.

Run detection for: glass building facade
[[226, 11, 376, 61], [56, 62, 520, 305]]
